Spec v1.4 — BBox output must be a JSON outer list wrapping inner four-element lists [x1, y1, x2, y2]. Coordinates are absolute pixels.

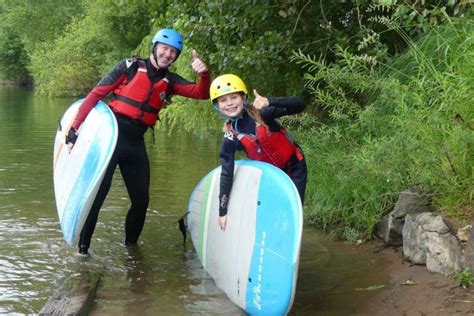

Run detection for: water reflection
[[292, 229, 391, 315], [123, 246, 153, 315]]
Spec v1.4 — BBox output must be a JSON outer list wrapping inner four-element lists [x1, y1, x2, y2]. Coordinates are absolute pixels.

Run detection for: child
[[209, 74, 307, 231]]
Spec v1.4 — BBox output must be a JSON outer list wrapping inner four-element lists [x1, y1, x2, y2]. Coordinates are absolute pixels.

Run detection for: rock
[[465, 225, 474, 273], [39, 269, 101, 316], [377, 187, 432, 245], [457, 225, 472, 243], [402, 214, 426, 264], [402, 212, 463, 276]]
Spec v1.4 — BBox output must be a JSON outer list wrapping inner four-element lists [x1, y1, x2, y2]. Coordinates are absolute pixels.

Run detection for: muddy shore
[[353, 240, 474, 315]]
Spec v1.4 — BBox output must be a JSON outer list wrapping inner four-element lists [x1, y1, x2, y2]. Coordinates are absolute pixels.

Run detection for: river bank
[[353, 239, 474, 315], [0, 79, 32, 86]]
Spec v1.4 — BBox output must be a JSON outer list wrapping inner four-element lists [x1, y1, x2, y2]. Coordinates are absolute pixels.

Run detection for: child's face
[[216, 92, 245, 118]]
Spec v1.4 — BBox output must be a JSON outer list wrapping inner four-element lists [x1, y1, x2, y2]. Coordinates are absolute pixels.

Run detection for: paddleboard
[[53, 99, 118, 246], [187, 160, 303, 315]]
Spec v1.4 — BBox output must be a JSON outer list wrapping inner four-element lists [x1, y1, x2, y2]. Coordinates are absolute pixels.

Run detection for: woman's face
[[154, 43, 178, 68], [216, 92, 245, 118]]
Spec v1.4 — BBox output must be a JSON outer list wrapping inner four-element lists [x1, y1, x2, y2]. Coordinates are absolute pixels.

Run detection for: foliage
[[391, 0, 471, 35], [0, 26, 30, 83], [294, 18, 473, 238], [158, 99, 222, 135], [0, 0, 84, 52], [133, 1, 320, 97], [132, 0, 333, 131], [0, 0, 83, 83], [28, 0, 158, 96], [451, 268, 474, 288], [291, 46, 383, 120], [2, 0, 469, 95]]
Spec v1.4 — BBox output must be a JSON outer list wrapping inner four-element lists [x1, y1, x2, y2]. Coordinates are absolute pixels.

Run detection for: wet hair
[[247, 104, 268, 128]]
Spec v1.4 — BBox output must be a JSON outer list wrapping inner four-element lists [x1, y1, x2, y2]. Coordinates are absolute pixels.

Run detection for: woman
[[67, 28, 211, 255]]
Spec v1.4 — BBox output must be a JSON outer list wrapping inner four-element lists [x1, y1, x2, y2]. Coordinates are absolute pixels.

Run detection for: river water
[[0, 86, 391, 315]]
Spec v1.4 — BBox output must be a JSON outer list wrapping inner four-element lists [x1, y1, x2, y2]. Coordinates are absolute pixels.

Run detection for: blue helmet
[[152, 28, 183, 52]]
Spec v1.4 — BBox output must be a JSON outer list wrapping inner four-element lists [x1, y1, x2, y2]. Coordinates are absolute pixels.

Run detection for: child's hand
[[218, 215, 227, 231], [191, 50, 208, 74], [252, 89, 269, 110]]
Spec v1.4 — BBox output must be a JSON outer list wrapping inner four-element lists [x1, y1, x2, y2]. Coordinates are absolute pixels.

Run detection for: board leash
[[176, 211, 189, 246]]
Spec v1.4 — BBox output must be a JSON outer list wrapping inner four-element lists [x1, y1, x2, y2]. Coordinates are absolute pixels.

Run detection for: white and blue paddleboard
[[188, 160, 303, 315], [53, 99, 118, 246]]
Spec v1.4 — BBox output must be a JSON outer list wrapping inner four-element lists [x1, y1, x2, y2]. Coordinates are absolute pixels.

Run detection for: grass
[[451, 268, 474, 288], [294, 18, 474, 239]]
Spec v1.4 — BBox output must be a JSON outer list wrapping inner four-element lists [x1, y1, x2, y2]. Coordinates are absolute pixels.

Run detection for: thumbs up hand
[[252, 89, 269, 110], [191, 49, 208, 74]]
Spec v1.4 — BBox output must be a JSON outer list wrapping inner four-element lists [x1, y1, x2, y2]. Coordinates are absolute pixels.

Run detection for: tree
[[0, 26, 29, 83], [29, 0, 162, 96]]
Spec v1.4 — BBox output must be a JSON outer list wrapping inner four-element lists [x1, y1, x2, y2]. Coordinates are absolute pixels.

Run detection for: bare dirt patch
[[353, 241, 474, 316]]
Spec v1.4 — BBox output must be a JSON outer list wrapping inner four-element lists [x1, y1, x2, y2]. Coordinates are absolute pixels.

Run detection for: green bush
[[0, 0, 84, 84], [294, 18, 473, 238], [29, 0, 154, 96], [451, 268, 474, 288], [0, 27, 30, 83]]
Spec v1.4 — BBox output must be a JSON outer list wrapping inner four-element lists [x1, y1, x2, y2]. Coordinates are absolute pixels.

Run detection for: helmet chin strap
[[152, 43, 159, 69], [244, 98, 249, 109]]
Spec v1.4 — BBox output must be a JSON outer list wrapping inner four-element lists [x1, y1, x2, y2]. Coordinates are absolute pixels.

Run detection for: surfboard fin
[[177, 211, 189, 246]]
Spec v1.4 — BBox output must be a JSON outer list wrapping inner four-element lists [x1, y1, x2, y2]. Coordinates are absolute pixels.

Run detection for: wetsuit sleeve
[[167, 71, 211, 100], [71, 59, 130, 130], [261, 96, 305, 120], [219, 135, 237, 217]]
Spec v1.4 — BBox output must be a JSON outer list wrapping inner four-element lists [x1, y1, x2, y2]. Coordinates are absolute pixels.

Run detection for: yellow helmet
[[210, 74, 248, 102]]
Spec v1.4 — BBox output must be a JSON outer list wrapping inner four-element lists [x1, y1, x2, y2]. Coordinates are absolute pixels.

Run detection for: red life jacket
[[109, 60, 168, 126], [226, 121, 302, 168]]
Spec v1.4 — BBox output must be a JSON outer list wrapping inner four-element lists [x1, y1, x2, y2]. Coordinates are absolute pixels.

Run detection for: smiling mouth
[[226, 106, 238, 112]]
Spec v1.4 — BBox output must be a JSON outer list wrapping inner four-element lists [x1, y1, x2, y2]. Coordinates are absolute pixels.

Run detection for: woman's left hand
[[191, 50, 208, 74]]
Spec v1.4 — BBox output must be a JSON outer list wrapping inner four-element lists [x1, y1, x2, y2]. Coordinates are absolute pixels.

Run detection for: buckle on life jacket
[[110, 94, 159, 114], [295, 147, 304, 161]]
